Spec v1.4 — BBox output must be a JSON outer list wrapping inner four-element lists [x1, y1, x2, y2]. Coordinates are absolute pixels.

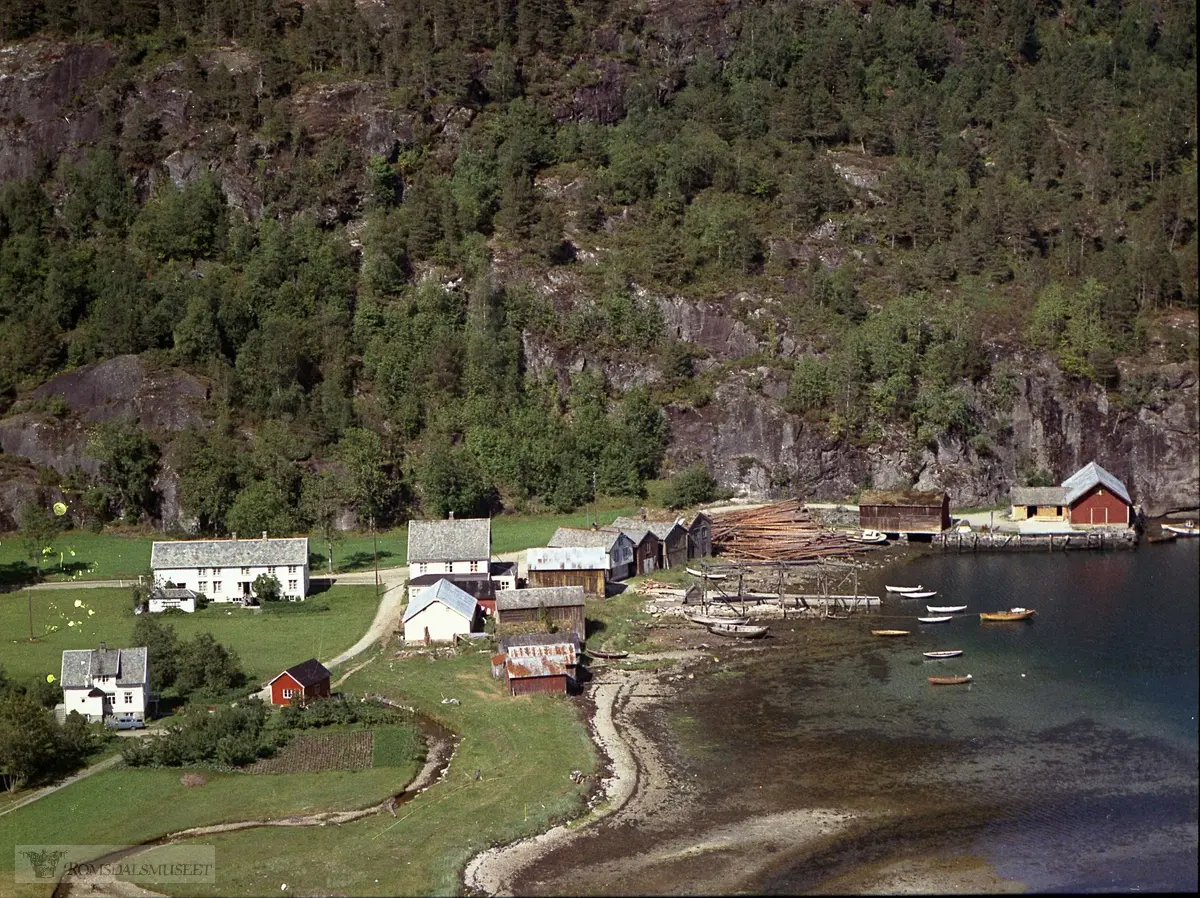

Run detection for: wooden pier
[[691, 560, 879, 617], [931, 529, 1137, 552]]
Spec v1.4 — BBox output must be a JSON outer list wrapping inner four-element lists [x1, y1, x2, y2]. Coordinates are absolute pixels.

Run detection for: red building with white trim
[[268, 659, 331, 706], [1062, 461, 1134, 526]]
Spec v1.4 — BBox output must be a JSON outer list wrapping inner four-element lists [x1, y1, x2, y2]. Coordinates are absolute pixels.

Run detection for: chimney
[[99, 641, 106, 653], [232, 532, 238, 541], [262, 531, 268, 540], [448, 511, 455, 519]]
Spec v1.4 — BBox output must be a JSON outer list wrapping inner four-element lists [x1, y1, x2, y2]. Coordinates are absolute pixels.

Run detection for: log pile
[[710, 499, 863, 561]]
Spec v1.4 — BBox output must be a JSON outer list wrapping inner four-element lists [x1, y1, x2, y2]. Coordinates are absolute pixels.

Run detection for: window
[[419, 563, 428, 575], [288, 565, 297, 574], [198, 581, 208, 593], [289, 580, 298, 591], [470, 560, 480, 573], [212, 567, 221, 576], [282, 688, 295, 699], [268, 566, 276, 574], [213, 581, 222, 593], [198, 567, 207, 576], [124, 693, 132, 704], [241, 567, 251, 575]]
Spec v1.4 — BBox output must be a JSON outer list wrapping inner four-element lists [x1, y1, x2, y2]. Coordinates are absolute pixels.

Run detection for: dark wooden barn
[[495, 586, 587, 638], [505, 655, 569, 696], [526, 547, 607, 597], [858, 490, 950, 533], [685, 513, 713, 559]]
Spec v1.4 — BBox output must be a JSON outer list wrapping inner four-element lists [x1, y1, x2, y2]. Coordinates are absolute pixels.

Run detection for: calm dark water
[[683, 541, 1199, 893]]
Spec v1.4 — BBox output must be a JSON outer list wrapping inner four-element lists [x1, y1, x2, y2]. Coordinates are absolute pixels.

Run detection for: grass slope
[[0, 586, 379, 684]]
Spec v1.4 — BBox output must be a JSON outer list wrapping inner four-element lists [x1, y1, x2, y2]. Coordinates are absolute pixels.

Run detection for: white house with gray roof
[[151, 535, 310, 602], [61, 644, 149, 724], [403, 578, 480, 643], [406, 518, 492, 577], [548, 526, 635, 581]]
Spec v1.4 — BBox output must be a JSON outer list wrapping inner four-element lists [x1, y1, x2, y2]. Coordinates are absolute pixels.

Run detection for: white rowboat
[[1162, 521, 1199, 537], [897, 590, 938, 599], [686, 567, 728, 579], [885, 585, 924, 594], [927, 604, 967, 614], [918, 615, 952, 623], [923, 649, 964, 659]]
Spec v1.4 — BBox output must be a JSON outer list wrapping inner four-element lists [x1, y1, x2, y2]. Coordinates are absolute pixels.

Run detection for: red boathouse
[[1062, 461, 1133, 526]]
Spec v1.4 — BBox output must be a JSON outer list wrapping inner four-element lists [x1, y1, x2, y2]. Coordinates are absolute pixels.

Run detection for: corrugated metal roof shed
[[151, 537, 309, 569], [547, 527, 623, 551], [403, 578, 480, 622], [505, 656, 568, 678], [1061, 461, 1132, 506], [496, 585, 586, 611], [407, 518, 491, 563], [527, 546, 608, 571]]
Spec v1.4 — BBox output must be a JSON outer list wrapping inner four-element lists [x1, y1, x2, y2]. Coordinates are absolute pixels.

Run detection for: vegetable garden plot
[[248, 730, 374, 774]]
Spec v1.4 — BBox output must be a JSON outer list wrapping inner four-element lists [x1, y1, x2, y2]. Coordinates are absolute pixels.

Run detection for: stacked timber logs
[[710, 499, 862, 561]]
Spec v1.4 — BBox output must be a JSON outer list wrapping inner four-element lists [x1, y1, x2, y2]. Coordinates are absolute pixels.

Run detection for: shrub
[[663, 463, 718, 510]]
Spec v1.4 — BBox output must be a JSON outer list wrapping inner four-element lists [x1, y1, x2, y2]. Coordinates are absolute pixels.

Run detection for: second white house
[[151, 534, 310, 602]]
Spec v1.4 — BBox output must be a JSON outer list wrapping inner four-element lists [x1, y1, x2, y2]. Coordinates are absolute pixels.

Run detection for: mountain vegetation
[[0, 0, 1195, 531]]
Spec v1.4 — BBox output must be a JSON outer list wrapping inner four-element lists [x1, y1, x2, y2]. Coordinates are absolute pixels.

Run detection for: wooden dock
[[932, 530, 1137, 551]]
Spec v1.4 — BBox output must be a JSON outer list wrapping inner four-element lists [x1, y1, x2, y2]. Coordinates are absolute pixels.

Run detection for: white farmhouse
[[61, 644, 149, 724], [403, 578, 480, 644], [151, 534, 310, 602], [406, 517, 491, 577], [146, 586, 197, 613]]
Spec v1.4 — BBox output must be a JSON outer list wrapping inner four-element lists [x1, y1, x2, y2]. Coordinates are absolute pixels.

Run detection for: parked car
[[105, 717, 145, 730]]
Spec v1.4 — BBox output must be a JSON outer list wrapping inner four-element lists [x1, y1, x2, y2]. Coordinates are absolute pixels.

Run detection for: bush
[[663, 463, 718, 510]]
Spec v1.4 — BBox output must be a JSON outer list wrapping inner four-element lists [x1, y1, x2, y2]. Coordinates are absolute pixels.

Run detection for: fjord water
[[680, 541, 1199, 893]]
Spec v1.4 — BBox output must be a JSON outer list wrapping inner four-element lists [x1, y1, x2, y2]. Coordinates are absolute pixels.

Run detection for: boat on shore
[[706, 622, 769, 639], [1162, 520, 1199, 537], [885, 585, 924, 594], [849, 529, 887, 544], [589, 649, 629, 660], [927, 604, 967, 614], [928, 674, 972, 686], [980, 607, 1035, 621], [686, 567, 728, 579], [871, 629, 910, 637], [923, 650, 964, 659], [686, 613, 750, 627], [917, 615, 952, 623]]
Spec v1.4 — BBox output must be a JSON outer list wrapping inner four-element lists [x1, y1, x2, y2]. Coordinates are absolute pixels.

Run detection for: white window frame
[[288, 580, 298, 591], [282, 688, 295, 700], [213, 581, 222, 593]]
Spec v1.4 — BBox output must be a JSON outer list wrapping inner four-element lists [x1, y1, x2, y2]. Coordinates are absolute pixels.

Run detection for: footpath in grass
[[0, 585, 380, 684], [132, 647, 597, 897]]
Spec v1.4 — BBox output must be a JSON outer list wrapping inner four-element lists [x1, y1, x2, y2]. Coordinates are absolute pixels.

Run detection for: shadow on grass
[[585, 618, 607, 639], [0, 560, 39, 592]]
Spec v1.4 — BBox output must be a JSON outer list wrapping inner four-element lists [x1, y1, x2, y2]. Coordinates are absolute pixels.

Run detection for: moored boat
[[1147, 530, 1178, 544], [917, 615, 952, 623], [885, 585, 925, 594], [923, 649, 964, 659], [1162, 520, 1199, 537], [928, 674, 972, 686], [980, 607, 1035, 621], [706, 622, 769, 639], [871, 629, 911, 637], [897, 590, 938, 599], [685, 567, 728, 579], [686, 613, 750, 627], [927, 604, 967, 613]]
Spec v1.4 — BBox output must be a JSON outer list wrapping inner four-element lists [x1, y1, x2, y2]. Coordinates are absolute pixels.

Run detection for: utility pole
[[27, 587, 33, 641], [371, 514, 379, 596], [592, 470, 598, 527]]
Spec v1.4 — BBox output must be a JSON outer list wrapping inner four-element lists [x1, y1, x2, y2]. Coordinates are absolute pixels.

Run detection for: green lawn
[[0, 764, 418, 898], [114, 646, 597, 897], [0, 586, 380, 685], [584, 580, 659, 653], [0, 529, 155, 586]]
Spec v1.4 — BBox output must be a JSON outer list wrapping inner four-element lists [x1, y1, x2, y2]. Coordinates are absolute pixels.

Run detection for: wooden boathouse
[[858, 490, 950, 535]]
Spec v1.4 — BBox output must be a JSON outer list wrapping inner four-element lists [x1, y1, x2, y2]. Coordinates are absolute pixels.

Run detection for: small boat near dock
[[589, 649, 629, 660], [927, 604, 967, 614], [686, 567, 728, 579], [928, 674, 972, 686], [923, 650, 964, 659], [980, 607, 1035, 621], [897, 590, 938, 599], [686, 613, 750, 627], [1162, 520, 1199, 537], [917, 615, 952, 623], [871, 629, 911, 637], [849, 529, 887, 544], [1147, 530, 1178, 544], [706, 622, 769, 639], [885, 585, 924, 594]]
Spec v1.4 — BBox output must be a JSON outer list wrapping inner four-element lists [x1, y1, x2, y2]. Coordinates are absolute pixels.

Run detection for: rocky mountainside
[[0, 1, 1196, 530]]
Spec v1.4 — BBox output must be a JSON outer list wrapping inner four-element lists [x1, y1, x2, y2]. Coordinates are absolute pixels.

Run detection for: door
[[241, 582, 252, 598]]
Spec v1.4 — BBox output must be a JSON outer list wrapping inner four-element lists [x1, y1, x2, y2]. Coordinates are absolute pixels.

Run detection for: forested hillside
[[0, 0, 1196, 531]]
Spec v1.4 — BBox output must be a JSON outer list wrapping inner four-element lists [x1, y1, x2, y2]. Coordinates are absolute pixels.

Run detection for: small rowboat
[[849, 529, 887, 544], [686, 613, 750, 627], [1162, 520, 1199, 536], [917, 615, 952, 623], [980, 607, 1035, 621], [707, 622, 769, 639], [897, 590, 938, 600], [929, 674, 972, 686], [589, 649, 629, 660], [885, 585, 924, 594], [923, 649, 963, 659], [686, 567, 728, 579], [871, 629, 910, 637], [927, 604, 967, 614]]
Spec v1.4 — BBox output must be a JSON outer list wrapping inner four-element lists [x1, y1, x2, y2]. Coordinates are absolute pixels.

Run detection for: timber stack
[[710, 500, 862, 562]]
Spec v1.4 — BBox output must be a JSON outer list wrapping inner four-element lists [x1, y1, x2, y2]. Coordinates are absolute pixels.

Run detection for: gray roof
[[527, 546, 608, 571], [498, 632, 582, 651], [407, 518, 491, 563], [61, 647, 148, 689], [403, 578, 479, 623], [1010, 486, 1067, 506], [152, 537, 309, 570], [548, 527, 626, 552], [497, 585, 586, 611], [618, 527, 658, 547], [1062, 461, 1132, 506], [611, 517, 686, 540]]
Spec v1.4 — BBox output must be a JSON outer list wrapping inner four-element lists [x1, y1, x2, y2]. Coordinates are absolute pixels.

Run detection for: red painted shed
[[1062, 461, 1133, 526], [268, 658, 331, 706]]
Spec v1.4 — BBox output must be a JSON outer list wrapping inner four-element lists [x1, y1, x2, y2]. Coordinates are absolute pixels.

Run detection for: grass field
[[584, 580, 659, 654], [0, 763, 419, 898], [0, 586, 380, 685], [110, 645, 597, 897]]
